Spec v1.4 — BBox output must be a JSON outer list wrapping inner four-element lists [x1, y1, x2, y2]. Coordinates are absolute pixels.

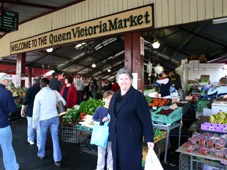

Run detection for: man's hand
[[21, 111, 26, 118]]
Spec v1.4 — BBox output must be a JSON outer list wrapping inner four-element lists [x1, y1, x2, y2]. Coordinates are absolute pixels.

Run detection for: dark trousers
[[77, 90, 83, 104]]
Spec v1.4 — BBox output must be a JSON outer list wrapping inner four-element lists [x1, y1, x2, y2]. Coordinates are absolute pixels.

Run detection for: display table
[[153, 120, 182, 163], [177, 143, 227, 170]]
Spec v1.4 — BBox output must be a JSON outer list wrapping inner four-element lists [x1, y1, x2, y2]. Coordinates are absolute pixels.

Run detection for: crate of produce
[[175, 101, 191, 115], [201, 122, 227, 133], [60, 123, 79, 143], [151, 106, 182, 125], [145, 96, 171, 110], [154, 131, 167, 143], [80, 135, 97, 156]]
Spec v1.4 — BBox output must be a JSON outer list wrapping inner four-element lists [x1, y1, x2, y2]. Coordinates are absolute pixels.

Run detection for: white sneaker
[[27, 140, 35, 145]]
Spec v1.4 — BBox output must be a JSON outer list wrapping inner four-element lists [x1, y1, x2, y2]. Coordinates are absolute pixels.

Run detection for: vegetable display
[[78, 98, 104, 115], [62, 105, 80, 123], [145, 96, 170, 107]]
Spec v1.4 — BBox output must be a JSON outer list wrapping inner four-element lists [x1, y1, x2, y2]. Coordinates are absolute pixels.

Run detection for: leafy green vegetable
[[145, 96, 153, 103], [78, 98, 104, 115], [62, 105, 80, 123]]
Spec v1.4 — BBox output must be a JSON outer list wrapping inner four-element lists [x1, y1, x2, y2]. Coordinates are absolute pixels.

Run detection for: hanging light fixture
[[46, 48, 53, 53], [107, 69, 111, 72], [92, 63, 96, 68], [152, 41, 160, 49], [75, 42, 86, 49]]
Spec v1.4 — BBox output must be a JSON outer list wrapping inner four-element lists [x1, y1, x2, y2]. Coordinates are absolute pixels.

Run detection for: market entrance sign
[[10, 5, 153, 54]]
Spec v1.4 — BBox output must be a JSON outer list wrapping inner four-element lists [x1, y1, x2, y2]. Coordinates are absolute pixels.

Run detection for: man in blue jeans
[[0, 73, 19, 170], [32, 78, 66, 167], [21, 77, 41, 146]]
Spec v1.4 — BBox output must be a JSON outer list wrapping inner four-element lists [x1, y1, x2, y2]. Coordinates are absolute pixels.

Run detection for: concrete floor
[[0, 118, 187, 170]]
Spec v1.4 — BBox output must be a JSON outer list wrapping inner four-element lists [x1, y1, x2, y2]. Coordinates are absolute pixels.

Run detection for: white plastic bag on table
[[145, 149, 163, 170]]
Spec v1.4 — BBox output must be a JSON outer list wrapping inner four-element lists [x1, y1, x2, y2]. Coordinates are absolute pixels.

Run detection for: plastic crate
[[154, 131, 167, 143], [201, 122, 227, 133], [179, 153, 203, 170], [60, 124, 79, 143], [151, 106, 182, 125], [76, 124, 93, 132], [80, 136, 97, 156]]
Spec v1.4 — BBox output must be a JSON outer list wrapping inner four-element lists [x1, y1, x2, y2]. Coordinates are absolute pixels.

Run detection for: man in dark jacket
[[50, 72, 62, 92], [0, 73, 19, 169], [170, 69, 183, 99], [21, 77, 41, 146]]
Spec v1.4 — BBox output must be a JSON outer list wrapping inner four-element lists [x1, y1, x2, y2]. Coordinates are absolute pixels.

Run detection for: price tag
[[169, 103, 178, 110], [152, 106, 157, 110], [209, 127, 214, 131]]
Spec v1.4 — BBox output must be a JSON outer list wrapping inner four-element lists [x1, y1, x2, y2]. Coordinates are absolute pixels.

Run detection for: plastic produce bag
[[145, 149, 163, 170], [90, 121, 109, 148]]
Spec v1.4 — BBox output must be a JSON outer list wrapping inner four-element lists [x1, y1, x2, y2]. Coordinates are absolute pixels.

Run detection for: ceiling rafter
[[28, 47, 61, 67], [99, 63, 124, 80], [57, 39, 118, 71], [179, 27, 227, 48], [170, 23, 207, 58], [82, 53, 124, 77]]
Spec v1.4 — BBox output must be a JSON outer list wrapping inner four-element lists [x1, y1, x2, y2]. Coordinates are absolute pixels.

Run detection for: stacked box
[[197, 100, 207, 113]]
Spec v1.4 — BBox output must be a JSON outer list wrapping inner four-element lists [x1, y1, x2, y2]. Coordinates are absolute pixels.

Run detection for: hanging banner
[[10, 5, 154, 54]]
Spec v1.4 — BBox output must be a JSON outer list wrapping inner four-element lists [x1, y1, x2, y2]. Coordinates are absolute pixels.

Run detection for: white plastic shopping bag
[[145, 148, 163, 170]]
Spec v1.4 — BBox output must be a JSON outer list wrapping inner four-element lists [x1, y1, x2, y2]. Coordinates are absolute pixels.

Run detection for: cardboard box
[[187, 80, 198, 84], [200, 75, 210, 79], [199, 115, 209, 124]]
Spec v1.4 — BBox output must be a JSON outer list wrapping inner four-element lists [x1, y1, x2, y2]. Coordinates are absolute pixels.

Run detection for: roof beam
[[0, 0, 57, 9], [179, 27, 227, 48], [82, 53, 124, 77], [171, 24, 207, 58], [57, 39, 118, 71], [28, 47, 61, 67]]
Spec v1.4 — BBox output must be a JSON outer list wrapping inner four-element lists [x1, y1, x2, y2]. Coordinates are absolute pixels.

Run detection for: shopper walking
[[108, 68, 154, 170], [21, 77, 41, 146], [33, 78, 66, 167], [0, 73, 19, 170], [60, 76, 77, 109], [74, 75, 85, 104], [49, 72, 62, 92]]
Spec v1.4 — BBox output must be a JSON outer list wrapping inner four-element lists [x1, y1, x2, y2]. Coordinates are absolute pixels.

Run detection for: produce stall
[[145, 96, 184, 163], [177, 132, 227, 170], [60, 98, 104, 144]]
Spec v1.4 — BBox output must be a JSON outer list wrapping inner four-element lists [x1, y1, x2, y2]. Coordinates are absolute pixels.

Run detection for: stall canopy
[[0, 1, 227, 80]]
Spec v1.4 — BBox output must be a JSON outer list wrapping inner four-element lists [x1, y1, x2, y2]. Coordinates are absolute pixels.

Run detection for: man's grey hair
[[33, 77, 40, 84], [116, 68, 133, 81]]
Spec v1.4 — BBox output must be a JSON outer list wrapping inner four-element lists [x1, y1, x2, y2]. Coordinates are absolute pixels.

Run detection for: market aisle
[[0, 118, 181, 170], [0, 118, 97, 170]]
